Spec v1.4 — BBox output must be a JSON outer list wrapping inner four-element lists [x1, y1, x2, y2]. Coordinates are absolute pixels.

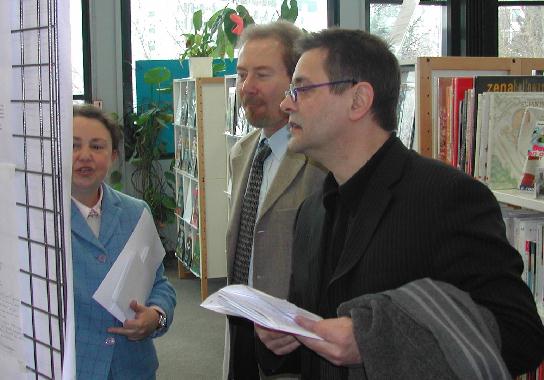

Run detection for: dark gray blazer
[[260, 137, 544, 379]]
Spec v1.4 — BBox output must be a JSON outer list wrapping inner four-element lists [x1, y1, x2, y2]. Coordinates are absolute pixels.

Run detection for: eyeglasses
[[284, 79, 357, 103]]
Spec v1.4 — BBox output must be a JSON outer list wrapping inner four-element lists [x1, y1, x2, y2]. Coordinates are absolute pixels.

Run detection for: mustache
[[241, 97, 264, 107]]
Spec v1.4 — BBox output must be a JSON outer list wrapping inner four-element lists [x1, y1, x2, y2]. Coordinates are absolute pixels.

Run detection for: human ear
[[111, 149, 119, 162], [349, 82, 374, 121]]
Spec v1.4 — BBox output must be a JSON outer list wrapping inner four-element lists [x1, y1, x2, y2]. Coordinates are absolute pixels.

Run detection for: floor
[[155, 259, 227, 380]]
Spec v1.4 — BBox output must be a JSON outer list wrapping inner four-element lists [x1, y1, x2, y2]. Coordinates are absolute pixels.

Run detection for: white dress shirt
[[72, 186, 104, 238]]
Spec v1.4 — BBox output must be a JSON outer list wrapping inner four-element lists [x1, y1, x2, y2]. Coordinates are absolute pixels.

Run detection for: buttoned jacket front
[[71, 184, 176, 380]]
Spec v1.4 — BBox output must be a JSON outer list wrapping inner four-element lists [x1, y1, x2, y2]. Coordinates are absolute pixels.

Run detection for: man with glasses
[[255, 28, 544, 379], [224, 21, 326, 380]]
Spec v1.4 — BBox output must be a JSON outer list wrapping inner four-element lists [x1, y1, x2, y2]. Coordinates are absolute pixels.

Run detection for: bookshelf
[[415, 58, 544, 377], [173, 77, 228, 300], [415, 56, 544, 211], [223, 74, 253, 219]]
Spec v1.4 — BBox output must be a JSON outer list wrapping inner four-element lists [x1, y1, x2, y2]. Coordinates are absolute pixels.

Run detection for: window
[[71, 0, 90, 102], [369, 1, 445, 62], [498, 3, 544, 57], [130, 0, 328, 62]]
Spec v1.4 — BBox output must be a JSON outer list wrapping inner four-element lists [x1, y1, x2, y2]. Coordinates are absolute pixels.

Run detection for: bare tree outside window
[[370, 3, 443, 62], [499, 5, 544, 57], [130, 0, 327, 63]]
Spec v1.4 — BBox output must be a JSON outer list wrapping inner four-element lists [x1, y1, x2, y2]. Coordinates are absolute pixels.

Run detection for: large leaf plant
[[180, 0, 299, 74], [125, 66, 177, 247]]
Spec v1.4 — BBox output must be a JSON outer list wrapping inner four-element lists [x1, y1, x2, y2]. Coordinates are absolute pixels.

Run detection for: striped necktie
[[232, 140, 272, 284]]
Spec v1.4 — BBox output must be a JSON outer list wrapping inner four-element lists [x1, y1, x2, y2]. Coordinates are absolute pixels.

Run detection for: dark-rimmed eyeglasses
[[284, 79, 357, 103]]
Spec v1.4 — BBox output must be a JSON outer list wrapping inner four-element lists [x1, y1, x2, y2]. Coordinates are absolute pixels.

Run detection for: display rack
[[415, 56, 544, 211], [223, 75, 254, 215], [173, 77, 228, 300], [415, 57, 544, 377]]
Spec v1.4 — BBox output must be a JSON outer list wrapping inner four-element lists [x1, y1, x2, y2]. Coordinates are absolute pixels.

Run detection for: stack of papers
[[201, 285, 323, 340], [93, 209, 165, 322]]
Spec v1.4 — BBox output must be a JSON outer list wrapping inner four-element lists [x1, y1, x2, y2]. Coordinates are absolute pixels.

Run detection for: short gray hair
[[237, 20, 303, 77]]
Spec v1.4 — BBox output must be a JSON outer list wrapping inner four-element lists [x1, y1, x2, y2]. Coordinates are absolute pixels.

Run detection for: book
[[436, 77, 453, 162], [397, 82, 416, 149], [226, 86, 237, 134], [471, 75, 544, 173], [451, 77, 474, 168], [518, 111, 544, 191], [484, 92, 544, 189]]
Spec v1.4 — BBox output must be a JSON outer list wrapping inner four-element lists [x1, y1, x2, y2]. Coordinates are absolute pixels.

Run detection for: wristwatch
[[156, 310, 167, 331]]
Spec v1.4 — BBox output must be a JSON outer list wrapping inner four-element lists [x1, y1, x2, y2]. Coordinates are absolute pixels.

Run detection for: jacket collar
[[71, 184, 122, 249], [330, 137, 409, 284]]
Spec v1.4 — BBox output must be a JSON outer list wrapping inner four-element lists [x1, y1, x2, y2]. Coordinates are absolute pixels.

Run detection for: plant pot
[[189, 57, 213, 78]]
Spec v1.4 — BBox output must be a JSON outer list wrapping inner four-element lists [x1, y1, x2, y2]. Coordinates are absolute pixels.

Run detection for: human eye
[[73, 140, 81, 150], [256, 70, 273, 79], [236, 71, 247, 81], [91, 142, 106, 150]]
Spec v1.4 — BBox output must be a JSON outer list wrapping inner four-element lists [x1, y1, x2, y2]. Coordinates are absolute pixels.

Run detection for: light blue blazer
[[71, 184, 176, 380]]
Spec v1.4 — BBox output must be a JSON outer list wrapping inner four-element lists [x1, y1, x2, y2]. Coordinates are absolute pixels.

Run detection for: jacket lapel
[[331, 139, 409, 284], [71, 200, 102, 248], [257, 150, 306, 219], [226, 132, 260, 272], [98, 184, 122, 247]]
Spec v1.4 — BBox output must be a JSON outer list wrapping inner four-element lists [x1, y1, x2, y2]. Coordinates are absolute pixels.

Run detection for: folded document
[[93, 209, 165, 322], [201, 285, 323, 340]]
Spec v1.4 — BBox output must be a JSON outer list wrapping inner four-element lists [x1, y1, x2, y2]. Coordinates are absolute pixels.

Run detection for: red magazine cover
[[451, 77, 474, 168]]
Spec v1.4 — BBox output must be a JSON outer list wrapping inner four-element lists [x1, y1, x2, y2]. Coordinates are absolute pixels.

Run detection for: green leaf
[[162, 196, 177, 210], [164, 171, 175, 184], [236, 5, 255, 25], [110, 170, 122, 183], [193, 10, 203, 31], [143, 67, 171, 85], [280, 0, 298, 22], [156, 86, 172, 93], [223, 9, 238, 46], [215, 28, 228, 58], [212, 61, 226, 76], [111, 182, 123, 191]]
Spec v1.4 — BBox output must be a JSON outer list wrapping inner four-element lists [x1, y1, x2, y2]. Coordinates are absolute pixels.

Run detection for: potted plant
[[124, 66, 177, 251], [180, 0, 299, 77], [180, 5, 253, 77]]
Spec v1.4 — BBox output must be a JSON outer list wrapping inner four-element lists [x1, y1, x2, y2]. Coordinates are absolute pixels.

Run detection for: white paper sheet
[[201, 285, 323, 340], [0, 0, 13, 164], [0, 164, 27, 376], [93, 209, 165, 322]]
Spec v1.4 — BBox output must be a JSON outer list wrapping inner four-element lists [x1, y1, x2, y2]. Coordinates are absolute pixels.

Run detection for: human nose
[[239, 73, 257, 95], [76, 145, 92, 161], [280, 92, 296, 114]]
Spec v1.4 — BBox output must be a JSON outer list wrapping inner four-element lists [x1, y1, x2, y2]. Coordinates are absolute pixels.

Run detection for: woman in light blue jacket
[[71, 104, 176, 379]]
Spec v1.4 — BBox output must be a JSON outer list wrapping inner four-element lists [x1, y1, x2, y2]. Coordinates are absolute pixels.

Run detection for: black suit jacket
[[261, 138, 544, 379]]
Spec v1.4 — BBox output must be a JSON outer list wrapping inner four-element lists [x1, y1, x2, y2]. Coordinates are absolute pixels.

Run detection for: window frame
[[73, 0, 92, 103]]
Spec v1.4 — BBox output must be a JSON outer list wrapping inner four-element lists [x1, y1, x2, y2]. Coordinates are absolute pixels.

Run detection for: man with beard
[[223, 21, 326, 380]]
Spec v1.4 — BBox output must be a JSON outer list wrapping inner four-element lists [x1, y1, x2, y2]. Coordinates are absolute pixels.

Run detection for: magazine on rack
[[201, 285, 323, 340]]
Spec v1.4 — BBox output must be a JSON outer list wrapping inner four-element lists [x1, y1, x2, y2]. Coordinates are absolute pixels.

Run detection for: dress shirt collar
[[259, 125, 289, 162], [72, 185, 103, 218], [323, 134, 396, 210]]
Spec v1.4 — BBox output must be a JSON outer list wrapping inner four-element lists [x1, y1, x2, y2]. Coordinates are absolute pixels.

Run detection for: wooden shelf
[[173, 77, 228, 301], [493, 189, 544, 213]]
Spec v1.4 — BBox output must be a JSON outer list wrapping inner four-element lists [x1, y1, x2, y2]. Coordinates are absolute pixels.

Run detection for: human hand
[[107, 300, 159, 341], [295, 316, 361, 366], [254, 324, 301, 355]]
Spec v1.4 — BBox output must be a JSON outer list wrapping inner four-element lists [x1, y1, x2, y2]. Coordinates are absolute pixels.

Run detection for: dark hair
[[295, 28, 400, 132], [73, 104, 122, 151], [236, 20, 303, 78]]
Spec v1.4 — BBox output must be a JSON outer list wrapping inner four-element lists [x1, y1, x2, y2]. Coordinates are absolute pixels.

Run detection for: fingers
[[294, 317, 362, 367], [106, 305, 158, 341], [254, 324, 300, 355]]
